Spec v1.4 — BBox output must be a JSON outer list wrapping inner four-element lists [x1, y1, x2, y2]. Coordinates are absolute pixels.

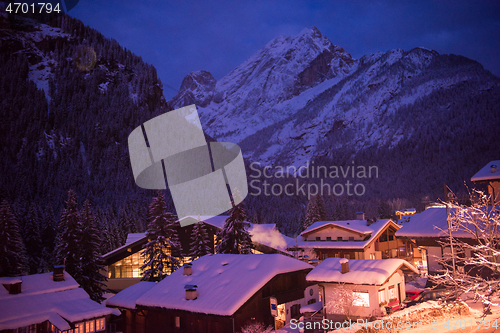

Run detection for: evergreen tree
[[216, 200, 254, 254], [23, 204, 43, 274], [79, 200, 107, 303], [0, 200, 27, 276], [140, 191, 181, 282], [41, 206, 57, 272], [55, 190, 83, 279], [189, 222, 211, 260], [303, 194, 327, 230]]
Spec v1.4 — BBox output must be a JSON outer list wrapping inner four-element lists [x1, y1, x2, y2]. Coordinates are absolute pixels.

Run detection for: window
[[334, 253, 339, 258], [337, 237, 342, 241], [86, 320, 95, 333], [74, 323, 83, 333], [352, 291, 370, 307], [370, 253, 376, 260], [378, 289, 386, 304], [389, 286, 396, 300], [95, 318, 105, 331], [344, 254, 350, 259], [175, 316, 180, 328], [326, 237, 331, 241], [349, 237, 354, 241], [316, 237, 321, 241]]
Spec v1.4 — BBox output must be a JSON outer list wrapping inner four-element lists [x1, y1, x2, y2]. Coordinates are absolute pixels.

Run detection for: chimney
[[183, 263, 192, 276], [340, 258, 349, 274], [185, 284, 198, 300], [356, 212, 365, 220], [492, 165, 497, 173], [53, 265, 65, 282], [1, 277, 22, 294]]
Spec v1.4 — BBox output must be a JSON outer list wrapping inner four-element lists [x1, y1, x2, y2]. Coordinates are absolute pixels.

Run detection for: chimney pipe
[[53, 265, 65, 282], [183, 263, 192, 276], [340, 258, 349, 274], [1, 278, 22, 294], [185, 284, 198, 300], [356, 212, 365, 220]]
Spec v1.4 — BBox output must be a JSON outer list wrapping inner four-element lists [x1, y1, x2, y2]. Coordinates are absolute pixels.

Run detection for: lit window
[[344, 254, 350, 259], [352, 291, 370, 307], [86, 320, 95, 333], [175, 316, 180, 328], [389, 286, 396, 300], [96, 318, 105, 331], [378, 289, 386, 303], [74, 323, 82, 333]]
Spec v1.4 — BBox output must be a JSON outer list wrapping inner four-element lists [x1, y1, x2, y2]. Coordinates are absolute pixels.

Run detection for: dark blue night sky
[[70, 0, 500, 98]]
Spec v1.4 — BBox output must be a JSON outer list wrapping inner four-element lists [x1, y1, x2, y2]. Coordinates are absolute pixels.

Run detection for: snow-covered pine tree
[[216, 199, 254, 254], [23, 203, 43, 274], [140, 191, 181, 282], [0, 200, 27, 276], [55, 190, 83, 279], [303, 194, 327, 230], [79, 200, 107, 303], [189, 222, 212, 260], [41, 206, 57, 272]]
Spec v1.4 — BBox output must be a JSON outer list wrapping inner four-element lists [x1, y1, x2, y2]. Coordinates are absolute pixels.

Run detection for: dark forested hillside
[[0, 11, 172, 254]]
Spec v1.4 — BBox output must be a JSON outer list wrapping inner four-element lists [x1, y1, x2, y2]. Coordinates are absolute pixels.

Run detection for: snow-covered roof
[[395, 206, 474, 239], [471, 160, 500, 182], [0, 272, 117, 331], [306, 258, 418, 285], [132, 254, 312, 316], [301, 220, 374, 236], [126, 233, 147, 245], [0, 271, 78, 299], [106, 281, 156, 309], [300, 301, 322, 313], [294, 219, 395, 250]]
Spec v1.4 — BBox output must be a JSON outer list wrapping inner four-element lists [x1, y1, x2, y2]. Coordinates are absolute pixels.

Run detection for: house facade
[[306, 258, 418, 321], [0, 267, 117, 333], [106, 254, 313, 333], [292, 217, 413, 263], [102, 216, 292, 292]]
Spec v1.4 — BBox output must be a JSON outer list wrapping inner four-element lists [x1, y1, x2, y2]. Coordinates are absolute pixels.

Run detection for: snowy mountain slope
[[169, 27, 500, 167]]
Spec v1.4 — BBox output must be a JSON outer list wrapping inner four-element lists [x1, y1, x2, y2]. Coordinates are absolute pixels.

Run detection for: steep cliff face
[[169, 27, 500, 172]]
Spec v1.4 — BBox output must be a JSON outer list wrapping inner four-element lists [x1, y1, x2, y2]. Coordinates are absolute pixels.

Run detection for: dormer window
[[349, 237, 354, 241], [337, 237, 342, 241], [316, 237, 321, 241], [326, 237, 331, 241]]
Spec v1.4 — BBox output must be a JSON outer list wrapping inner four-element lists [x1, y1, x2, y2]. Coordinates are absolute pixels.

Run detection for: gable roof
[[106, 281, 156, 310], [395, 206, 474, 239], [471, 160, 500, 183], [294, 219, 396, 250], [301, 220, 374, 236], [133, 254, 312, 316], [306, 258, 418, 285], [0, 272, 116, 331]]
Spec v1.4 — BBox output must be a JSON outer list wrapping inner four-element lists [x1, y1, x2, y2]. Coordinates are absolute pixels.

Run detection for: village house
[[306, 258, 418, 321], [291, 213, 423, 267], [471, 160, 500, 204], [102, 215, 293, 292], [106, 254, 313, 333], [0, 266, 117, 333]]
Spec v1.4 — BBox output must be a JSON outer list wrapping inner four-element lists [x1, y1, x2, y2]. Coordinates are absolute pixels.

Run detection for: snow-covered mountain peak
[[169, 70, 216, 109]]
